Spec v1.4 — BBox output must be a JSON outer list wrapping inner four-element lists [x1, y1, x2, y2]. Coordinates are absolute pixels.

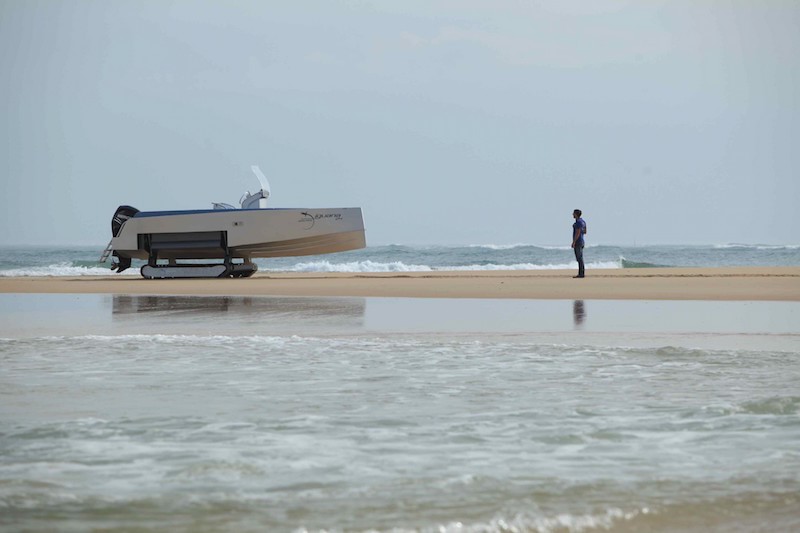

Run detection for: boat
[[99, 166, 366, 278]]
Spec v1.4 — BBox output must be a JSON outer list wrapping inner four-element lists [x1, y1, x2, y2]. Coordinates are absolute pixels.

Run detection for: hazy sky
[[2, 1, 798, 246]]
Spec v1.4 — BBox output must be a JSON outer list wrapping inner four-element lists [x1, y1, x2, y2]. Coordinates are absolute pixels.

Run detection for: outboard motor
[[108, 205, 139, 273], [112, 205, 139, 237]]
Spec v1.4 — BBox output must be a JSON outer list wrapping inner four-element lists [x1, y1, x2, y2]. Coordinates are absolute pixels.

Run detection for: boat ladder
[[99, 240, 114, 263]]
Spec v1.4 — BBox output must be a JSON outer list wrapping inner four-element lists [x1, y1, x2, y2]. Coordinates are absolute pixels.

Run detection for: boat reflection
[[112, 295, 366, 331]]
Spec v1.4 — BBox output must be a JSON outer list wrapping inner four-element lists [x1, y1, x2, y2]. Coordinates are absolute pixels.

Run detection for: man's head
[[573, 209, 582, 218]]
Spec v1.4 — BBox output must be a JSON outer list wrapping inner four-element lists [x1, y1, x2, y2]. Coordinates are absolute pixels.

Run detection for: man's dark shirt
[[573, 217, 586, 246]]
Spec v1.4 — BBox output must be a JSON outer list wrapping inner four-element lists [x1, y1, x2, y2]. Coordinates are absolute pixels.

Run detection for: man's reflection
[[573, 300, 586, 328]]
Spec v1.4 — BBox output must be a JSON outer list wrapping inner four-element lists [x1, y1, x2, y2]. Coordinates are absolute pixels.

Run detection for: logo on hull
[[299, 212, 343, 230]]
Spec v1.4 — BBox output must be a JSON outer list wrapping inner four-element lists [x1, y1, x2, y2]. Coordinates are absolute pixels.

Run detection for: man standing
[[571, 209, 587, 278]]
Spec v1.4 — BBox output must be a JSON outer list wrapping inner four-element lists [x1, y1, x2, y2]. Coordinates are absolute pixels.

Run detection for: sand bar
[[1, 267, 798, 301]]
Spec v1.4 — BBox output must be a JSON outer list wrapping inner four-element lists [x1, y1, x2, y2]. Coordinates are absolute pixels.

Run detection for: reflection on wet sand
[[0, 295, 795, 349], [573, 300, 586, 328]]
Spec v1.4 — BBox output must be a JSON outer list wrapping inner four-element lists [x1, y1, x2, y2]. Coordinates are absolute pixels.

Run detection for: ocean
[[0, 243, 799, 277], [1, 245, 799, 532]]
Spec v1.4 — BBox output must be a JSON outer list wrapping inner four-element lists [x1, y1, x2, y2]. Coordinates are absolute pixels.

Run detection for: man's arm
[[572, 227, 581, 248]]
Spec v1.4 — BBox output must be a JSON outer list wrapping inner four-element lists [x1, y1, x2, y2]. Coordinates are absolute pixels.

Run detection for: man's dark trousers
[[574, 244, 585, 277]]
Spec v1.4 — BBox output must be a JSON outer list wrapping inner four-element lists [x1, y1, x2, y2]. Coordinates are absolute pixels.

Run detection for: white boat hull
[[111, 207, 366, 266]]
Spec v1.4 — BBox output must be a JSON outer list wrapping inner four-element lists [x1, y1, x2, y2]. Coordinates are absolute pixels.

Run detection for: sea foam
[[0, 263, 137, 277], [270, 260, 620, 273]]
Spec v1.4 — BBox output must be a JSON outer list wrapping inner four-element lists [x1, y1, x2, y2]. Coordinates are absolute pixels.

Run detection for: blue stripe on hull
[[134, 208, 303, 218]]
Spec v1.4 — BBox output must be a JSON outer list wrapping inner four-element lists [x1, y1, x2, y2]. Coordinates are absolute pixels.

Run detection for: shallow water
[[1, 296, 799, 532]]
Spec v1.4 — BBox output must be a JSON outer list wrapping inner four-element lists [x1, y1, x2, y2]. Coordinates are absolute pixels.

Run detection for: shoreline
[[1, 267, 799, 301]]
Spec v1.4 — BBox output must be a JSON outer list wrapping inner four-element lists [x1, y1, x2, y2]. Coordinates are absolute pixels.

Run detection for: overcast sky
[[2, 0, 798, 246]]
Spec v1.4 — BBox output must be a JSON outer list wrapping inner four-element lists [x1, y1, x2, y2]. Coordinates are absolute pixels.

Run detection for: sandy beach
[[1, 266, 798, 300]]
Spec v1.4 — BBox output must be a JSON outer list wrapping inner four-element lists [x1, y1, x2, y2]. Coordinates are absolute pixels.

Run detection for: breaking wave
[[270, 260, 621, 273], [2, 242, 798, 276], [0, 260, 621, 276], [468, 243, 599, 251], [713, 243, 800, 250], [0, 262, 137, 277], [619, 257, 671, 268]]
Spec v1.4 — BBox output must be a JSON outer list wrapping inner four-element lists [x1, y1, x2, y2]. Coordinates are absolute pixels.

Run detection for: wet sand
[[1, 267, 798, 300]]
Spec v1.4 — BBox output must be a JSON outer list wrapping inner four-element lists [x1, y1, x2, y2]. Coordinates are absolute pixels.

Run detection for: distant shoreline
[[1, 267, 798, 301]]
